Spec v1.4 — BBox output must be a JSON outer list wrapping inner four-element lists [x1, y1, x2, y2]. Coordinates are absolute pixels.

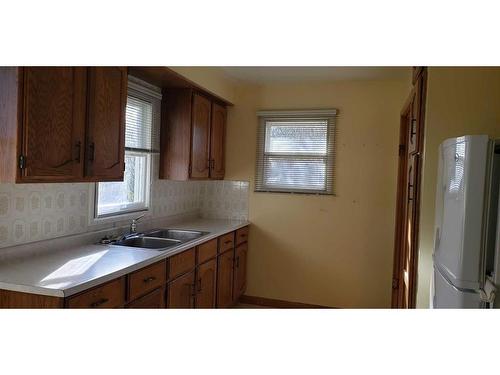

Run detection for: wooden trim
[[128, 67, 234, 107], [391, 67, 427, 308], [239, 295, 331, 309]]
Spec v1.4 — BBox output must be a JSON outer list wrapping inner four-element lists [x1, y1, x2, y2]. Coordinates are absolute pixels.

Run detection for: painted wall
[[416, 67, 500, 308], [169, 67, 237, 104], [226, 79, 409, 307]]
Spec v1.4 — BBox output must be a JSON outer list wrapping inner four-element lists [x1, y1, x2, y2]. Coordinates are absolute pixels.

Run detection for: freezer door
[[433, 266, 481, 308], [433, 135, 491, 290]]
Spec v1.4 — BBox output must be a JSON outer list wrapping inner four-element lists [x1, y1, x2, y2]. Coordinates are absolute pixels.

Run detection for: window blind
[[255, 110, 337, 194], [125, 77, 162, 153]]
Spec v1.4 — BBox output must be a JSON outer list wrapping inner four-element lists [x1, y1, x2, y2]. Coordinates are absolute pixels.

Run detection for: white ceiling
[[220, 67, 411, 84]]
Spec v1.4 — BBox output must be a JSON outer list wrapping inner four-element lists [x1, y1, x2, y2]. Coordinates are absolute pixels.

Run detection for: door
[[190, 93, 211, 179], [195, 258, 217, 308], [167, 271, 195, 308], [216, 250, 234, 308], [391, 68, 427, 308], [85, 67, 127, 180], [127, 288, 165, 308], [20, 67, 86, 181], [209, 102, 226, 179], [233, 242, 248, 302]]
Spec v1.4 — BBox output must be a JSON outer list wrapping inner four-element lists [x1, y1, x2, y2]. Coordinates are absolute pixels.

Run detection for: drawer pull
[[90, 298, 109, 308], [224, 240, 232, 244], [143, 276, 156, 283]]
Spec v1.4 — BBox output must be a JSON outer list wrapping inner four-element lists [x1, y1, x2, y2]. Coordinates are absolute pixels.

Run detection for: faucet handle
[[132, 213, 146, 223]]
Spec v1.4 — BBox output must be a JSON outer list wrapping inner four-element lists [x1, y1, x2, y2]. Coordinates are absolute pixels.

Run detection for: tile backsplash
[[0, 178, 249, 250]]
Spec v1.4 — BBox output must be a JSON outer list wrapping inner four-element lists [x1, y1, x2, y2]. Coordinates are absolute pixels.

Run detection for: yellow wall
[[226, 80, 409, 307], [416, 67, 500, 308]]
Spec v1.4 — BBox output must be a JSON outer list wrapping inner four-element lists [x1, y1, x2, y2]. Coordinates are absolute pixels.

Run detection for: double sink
[[112, 229, 209, 251]]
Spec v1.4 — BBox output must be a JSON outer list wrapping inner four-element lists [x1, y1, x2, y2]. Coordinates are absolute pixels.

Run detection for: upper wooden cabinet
[[0, 67, 127, 183], [210, 102, 226, 179], [160, 89, 227, 180], [85, 67, 127, 181]]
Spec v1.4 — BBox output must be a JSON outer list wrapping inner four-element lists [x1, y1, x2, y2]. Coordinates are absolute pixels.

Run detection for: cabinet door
[[233, 242, 248, 303], [20, 67, 86, 181], [216, 250, 234, 308], [190, 93, 211, 179], [127, 288, 165, 309], [209, 102, 226, 179], [85, 67, 127, 180], [195, 258, 217, 308], [167, 271, 195, 308]]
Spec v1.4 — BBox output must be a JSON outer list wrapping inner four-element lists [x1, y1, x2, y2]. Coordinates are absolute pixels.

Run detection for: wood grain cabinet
[[0, 66, 127, 183], [160, 89, 227, 180], [233, 242, 248, 302], [167, 270, 196, 308]]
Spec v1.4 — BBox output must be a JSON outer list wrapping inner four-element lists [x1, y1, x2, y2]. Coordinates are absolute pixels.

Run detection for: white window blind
[[255, 110, 337, 194], [95, 77, 161, 218]]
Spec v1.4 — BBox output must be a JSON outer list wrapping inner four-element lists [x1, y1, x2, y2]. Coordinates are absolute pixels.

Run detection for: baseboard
[[239, 295, 331, 309]]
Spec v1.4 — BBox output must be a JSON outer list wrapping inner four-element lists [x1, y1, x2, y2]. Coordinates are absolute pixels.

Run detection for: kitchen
[[2, 0, 500, 371]]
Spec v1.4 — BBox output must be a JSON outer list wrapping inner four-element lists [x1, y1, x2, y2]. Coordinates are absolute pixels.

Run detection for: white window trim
[[255, 109, 337, 195], [88, 77, 160, 226]]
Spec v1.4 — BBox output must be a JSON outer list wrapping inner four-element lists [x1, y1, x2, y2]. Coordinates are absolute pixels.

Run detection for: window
[[95, 78, 161, 218], [255, 110, 337, 194]]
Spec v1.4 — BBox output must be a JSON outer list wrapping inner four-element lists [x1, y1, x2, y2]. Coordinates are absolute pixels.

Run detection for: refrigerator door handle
[[479, 277, 496, 308]]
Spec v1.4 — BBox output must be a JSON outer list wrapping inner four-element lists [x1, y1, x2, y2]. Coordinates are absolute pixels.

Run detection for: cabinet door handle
[[88, 142, 95, 162], [90, 298, 109, 308], [75, 141, 81, 163], [143, 276, 156, 283], [190, 283, 197, 298], [197, 278, 202, 292], [236, 256, 240, 268]]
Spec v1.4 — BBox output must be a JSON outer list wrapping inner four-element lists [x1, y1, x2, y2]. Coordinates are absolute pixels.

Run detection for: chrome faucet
[[130, 213, 146, 235]]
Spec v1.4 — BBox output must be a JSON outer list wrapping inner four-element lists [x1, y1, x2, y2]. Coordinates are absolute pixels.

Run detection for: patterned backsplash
[[0, 178, 249, 249]]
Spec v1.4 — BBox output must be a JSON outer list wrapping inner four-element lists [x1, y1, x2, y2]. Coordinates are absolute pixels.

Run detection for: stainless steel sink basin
[[114, 236, 181, 250], [145, 229, 208, 242]]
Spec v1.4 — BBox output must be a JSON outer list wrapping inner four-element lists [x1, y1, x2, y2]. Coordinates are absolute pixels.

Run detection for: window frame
[[90, 77, 161, 224], [94, 150, 152, 219], [255, 109, 337, 195]]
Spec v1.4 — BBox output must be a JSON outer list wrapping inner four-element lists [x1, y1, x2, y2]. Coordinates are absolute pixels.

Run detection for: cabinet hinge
[[18, 155, 26, 170], [398, 144, 405, 156], [392, 278, 399, 289]]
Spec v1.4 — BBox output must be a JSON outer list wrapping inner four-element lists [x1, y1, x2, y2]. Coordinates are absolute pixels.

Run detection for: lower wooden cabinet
[[195, 258, 217, 308], [127, 288, 165, 308], [217, 250, 234, 308], [233, 242, 248, 302], [167, 271, 195, 308], [66, 277, 125, 308]]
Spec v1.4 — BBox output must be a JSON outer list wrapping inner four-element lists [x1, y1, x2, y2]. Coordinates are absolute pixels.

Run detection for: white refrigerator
[[432, 135, 500, 308]]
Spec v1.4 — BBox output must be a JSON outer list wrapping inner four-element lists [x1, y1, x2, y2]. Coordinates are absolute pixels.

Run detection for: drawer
[[235, 226, 249, 246], [169, 247, 196, 280], [128, 260, 166, 301], [197, 239, 217, 264], [67, 278, 125, 308], [218, 232, 234, 253], [126, 288, 165, 309]]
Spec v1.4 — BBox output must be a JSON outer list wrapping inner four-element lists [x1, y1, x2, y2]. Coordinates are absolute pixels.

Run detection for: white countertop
[[0, 218, 249, 298]]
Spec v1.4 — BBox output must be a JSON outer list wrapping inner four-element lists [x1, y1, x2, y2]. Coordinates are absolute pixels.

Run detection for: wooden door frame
[[391, 68, 427, 308]]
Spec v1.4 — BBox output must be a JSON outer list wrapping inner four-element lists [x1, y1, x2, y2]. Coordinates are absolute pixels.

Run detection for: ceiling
[[220, 67, 411, 84]]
